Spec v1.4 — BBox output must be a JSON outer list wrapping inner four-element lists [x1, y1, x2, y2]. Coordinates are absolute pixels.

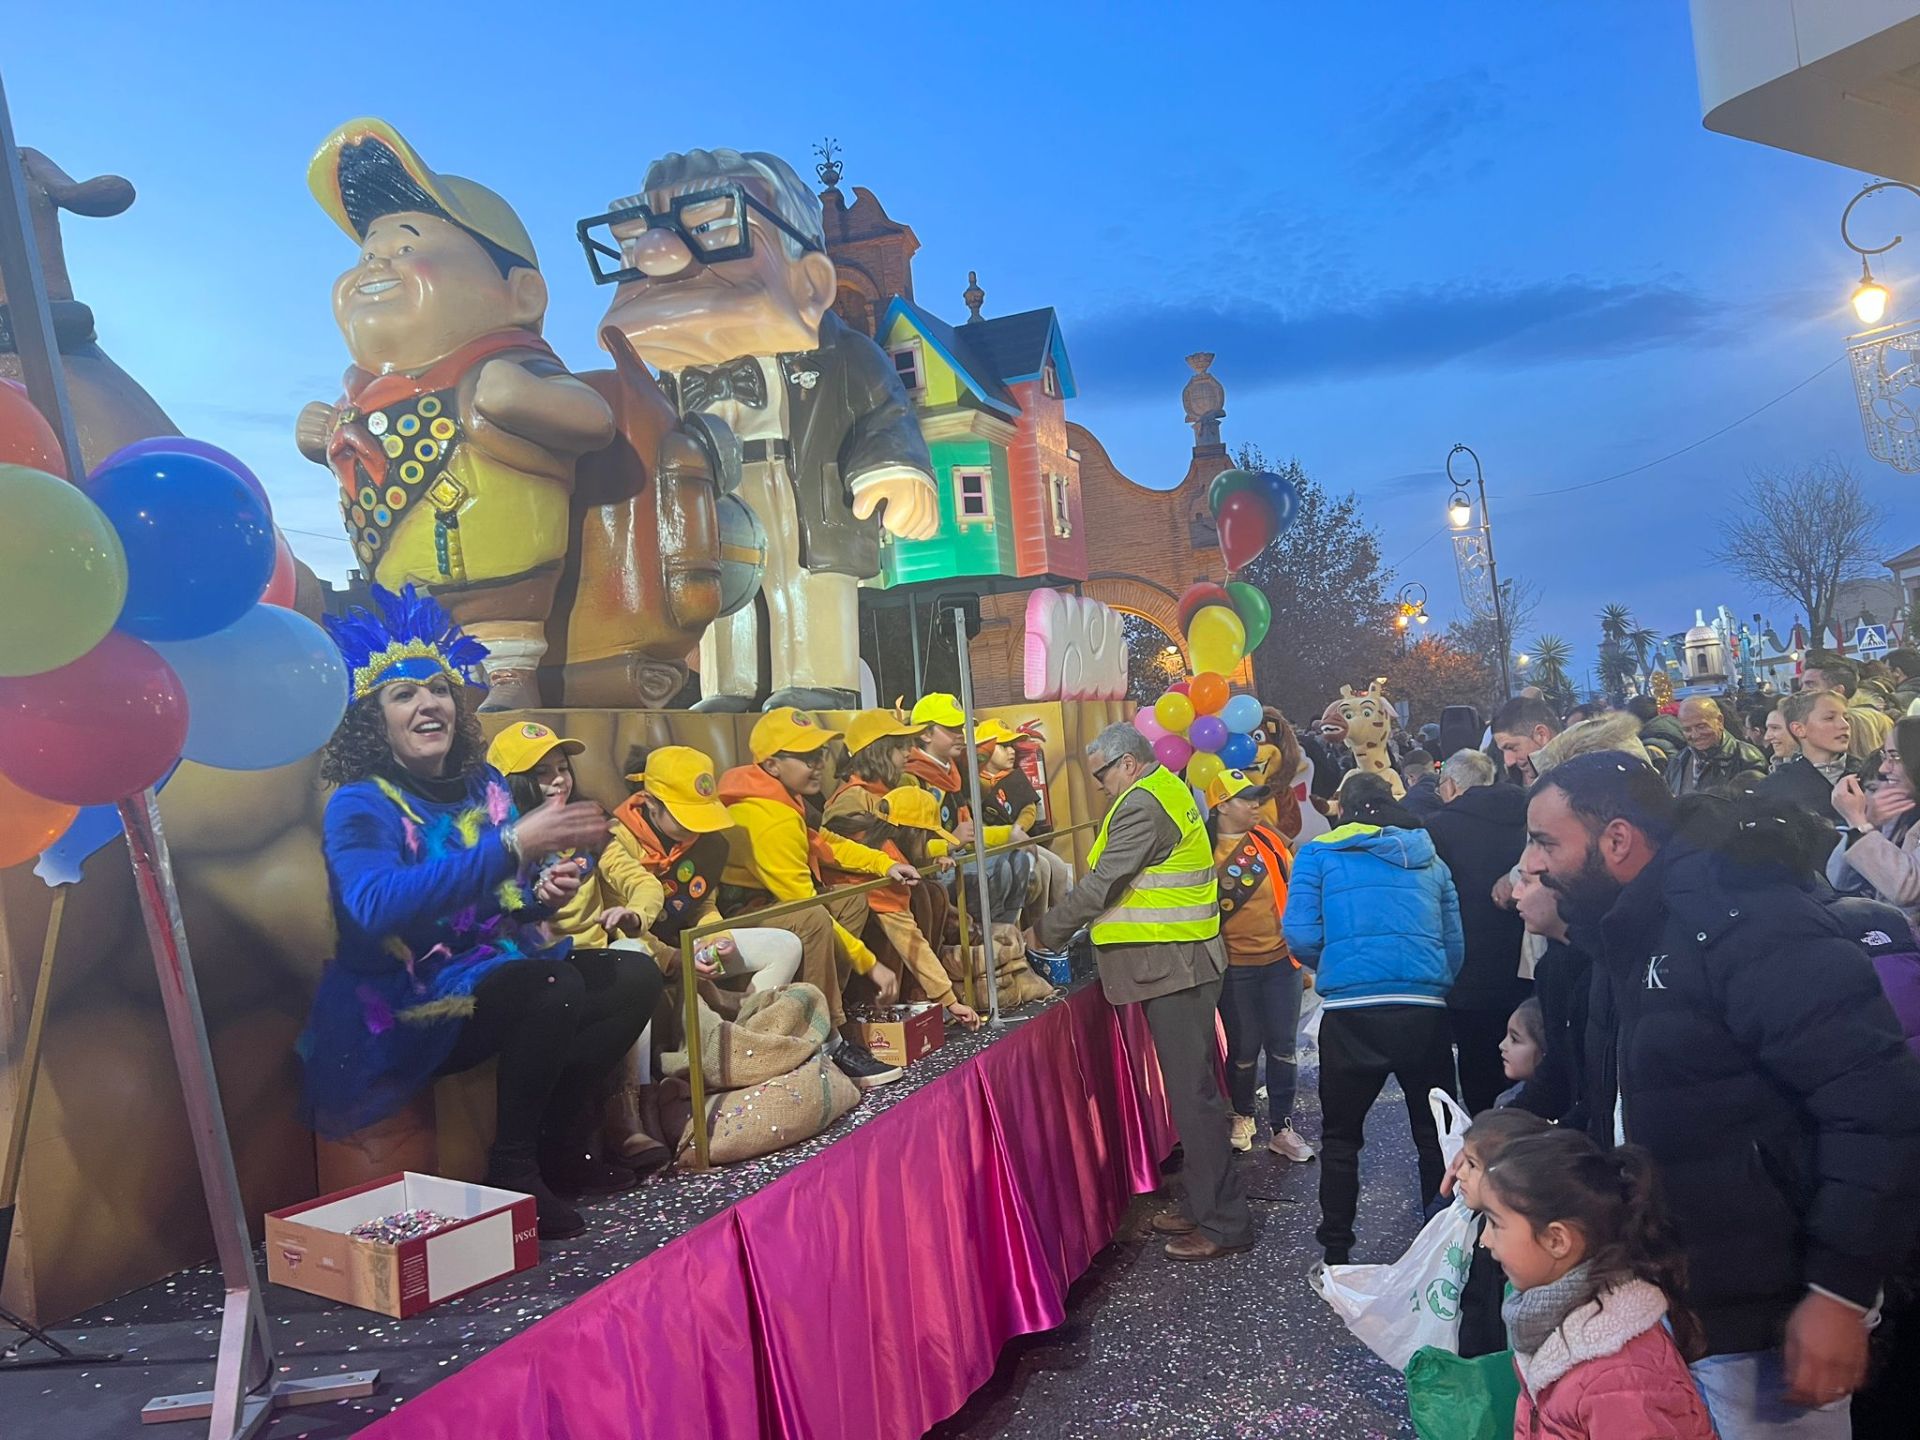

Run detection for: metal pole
[[679, 931, 709, 1170], [1448, 444, 1509, 698], [908, 592, 924, 696], [951, 607, 1001, 1026]]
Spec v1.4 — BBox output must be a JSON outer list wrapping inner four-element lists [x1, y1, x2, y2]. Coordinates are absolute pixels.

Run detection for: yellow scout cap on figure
[[749, 708, 841, 764], [844, 710, 925, 755], [974, 718, 1021, 747], [882, 786, 958, 845], [627, 745, 732, 833], [1204, 767, 1274, 811], [308, 117, 539, 269], [486, 721, 584, 777], [910, 693, 966, 728]]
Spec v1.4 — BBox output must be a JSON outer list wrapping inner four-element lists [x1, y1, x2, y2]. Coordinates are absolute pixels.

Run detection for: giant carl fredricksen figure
[[579, 148, 937, 711]]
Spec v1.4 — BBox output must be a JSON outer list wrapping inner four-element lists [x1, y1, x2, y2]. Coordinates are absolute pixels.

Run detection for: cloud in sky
[[1067, 276, 1724, 396], [1357, 67, 1507, 176]]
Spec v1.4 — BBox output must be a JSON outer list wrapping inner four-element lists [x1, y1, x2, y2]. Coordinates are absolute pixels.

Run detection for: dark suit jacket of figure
[[657, 309, 933, 578]]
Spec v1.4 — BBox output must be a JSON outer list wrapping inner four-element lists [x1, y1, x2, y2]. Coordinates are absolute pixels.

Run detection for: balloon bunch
[[0, 383, 347, 870], [1208, 467, 1300, 573]]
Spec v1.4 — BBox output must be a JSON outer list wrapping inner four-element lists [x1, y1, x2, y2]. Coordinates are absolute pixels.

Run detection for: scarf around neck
[[1502, 1260, 1596, 1358]]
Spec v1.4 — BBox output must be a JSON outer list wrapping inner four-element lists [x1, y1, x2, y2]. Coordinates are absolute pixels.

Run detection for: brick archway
[[1082, 573, 1187, 661]]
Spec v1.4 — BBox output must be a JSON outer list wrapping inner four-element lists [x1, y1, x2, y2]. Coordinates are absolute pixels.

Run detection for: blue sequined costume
[[299, 765, 565, 1137]]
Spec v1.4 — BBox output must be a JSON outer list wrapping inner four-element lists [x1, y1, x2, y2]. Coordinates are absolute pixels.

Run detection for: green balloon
[[1227, 581, 1271, 651], [1207, 468, 1260, 521]]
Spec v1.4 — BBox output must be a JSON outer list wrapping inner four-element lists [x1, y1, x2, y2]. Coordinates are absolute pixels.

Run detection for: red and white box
[[266, 1171, 536, 1318]]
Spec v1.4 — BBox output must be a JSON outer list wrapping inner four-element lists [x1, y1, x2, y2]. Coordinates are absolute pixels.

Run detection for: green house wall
[[879, 437, 1016, 587]]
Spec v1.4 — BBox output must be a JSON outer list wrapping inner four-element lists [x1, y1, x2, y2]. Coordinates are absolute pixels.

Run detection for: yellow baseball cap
[[749, 707, 841, 764], [1204, 767, 1273, 811], [910, 693, 966, 728], [308, 117, 538, 269], [975, 718, 1021, 747], [883, 786, 958, 844], [487, 721, 584, 777], [845, 710, 926, 755], [627, 745, 732, 833]]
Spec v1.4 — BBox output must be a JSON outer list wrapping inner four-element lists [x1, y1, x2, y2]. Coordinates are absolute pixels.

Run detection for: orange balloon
[[261, 528, 297, 608], [1189, 671, 1230, 716], [0, 768, 77, 869], [0, 379, 65, 474]]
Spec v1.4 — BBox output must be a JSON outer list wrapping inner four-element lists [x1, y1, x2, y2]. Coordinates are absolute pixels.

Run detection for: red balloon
[[1176, 581, 1232, 636], [0, 632, 188, 806], [1217, 490, 1275, 572], [261, 528, 297, 608], [0, 379, 64, 473], [1168, 680, 1191, 695]]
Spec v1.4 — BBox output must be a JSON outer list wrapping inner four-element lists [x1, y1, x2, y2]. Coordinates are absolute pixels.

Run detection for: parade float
[[0, 104, 1297, 1439]]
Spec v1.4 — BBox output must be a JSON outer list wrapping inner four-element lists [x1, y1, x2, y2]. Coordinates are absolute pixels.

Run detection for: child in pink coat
[[1480, 1129, 1718, 1440]]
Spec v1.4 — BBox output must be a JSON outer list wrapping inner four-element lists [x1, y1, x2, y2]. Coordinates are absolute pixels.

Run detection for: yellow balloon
[[0, 464, 127, 677], [1187, 751, 1226, 790], [1154, 691, 1196, 734], [1188, 604, 1247, 676]]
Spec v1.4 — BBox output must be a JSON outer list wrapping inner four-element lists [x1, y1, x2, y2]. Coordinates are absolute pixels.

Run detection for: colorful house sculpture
[[874, 277, 1087, 588]]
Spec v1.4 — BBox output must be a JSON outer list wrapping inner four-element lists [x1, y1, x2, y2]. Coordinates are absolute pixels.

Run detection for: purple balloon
[[1189, 715, 1229, 754], [1153, 733, 1194, 771], [1134, 707, 1169, 743], [96, 436, 269, 513]]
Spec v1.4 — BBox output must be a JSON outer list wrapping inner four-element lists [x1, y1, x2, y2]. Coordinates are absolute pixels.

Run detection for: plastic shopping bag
[[1404, 1345, 1520, 1440], [1310, 1198, 1480, 1371], [1432, 1086, 1472, 1169]]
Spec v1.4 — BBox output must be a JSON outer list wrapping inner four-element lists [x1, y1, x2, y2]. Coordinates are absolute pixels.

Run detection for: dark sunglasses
[[1091, 755, 1127, 783], [577, 183, 824, 285]]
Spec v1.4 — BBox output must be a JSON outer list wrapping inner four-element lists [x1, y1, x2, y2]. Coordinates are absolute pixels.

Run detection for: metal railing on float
[[675, 819, 1097, 1170]]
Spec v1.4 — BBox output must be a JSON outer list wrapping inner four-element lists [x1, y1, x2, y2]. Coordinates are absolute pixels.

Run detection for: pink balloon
[[1134, 707, 1169, 742], [1153, 733, 1194, 770]]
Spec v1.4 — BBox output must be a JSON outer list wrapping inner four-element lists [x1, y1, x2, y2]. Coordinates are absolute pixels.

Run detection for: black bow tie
[[677, 358, 768, 412]]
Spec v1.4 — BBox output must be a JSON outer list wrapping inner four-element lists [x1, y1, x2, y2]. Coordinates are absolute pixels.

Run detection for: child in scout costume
[[823, 709, 954, 965], [298, 118, 617, 710], [717, 709, 918, 1088], [976, 718, 1075, 921], [904, 694, 1033, 928], [486, 721, 665, 949], [1206, 767, 1315, 1163]]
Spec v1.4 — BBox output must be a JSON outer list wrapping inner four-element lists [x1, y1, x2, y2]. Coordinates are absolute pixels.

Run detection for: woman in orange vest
[[1206, 767, 1315, 1163]]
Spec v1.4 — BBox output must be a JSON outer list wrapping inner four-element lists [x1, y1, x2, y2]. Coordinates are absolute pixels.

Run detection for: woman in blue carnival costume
[[302, 584, 662, 1239]]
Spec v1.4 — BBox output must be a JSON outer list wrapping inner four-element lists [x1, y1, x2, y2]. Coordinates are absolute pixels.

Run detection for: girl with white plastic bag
[[1310, 1089, 1480, 1370]]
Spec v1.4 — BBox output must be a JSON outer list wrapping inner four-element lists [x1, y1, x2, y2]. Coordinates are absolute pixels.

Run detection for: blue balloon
[[1255, 471, 1300, 537], [34, 762, 180, 886], [88, 451, 274, 640], [1218, 732, 1259, 769], [153, 606, 348, 770], [1219, 693, 1264, 735]]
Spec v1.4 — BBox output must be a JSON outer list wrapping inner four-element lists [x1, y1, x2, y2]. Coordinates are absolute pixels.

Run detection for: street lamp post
[[1841, 180, 1920, 327], [1393, 582, 1429, 642], [1446, 443, 1510, 698]]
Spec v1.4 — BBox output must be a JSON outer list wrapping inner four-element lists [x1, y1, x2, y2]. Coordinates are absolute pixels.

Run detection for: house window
[[1049, 472, 1072, 537], [1042, 359, 1059, 397], [954, 467, 992, 524], [890, 343, 923, 395]]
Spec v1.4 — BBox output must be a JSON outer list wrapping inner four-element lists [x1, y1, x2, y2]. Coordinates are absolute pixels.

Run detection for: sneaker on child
[[1268, 1125, 1316, 1163], [832, 1042, 904, 1090]]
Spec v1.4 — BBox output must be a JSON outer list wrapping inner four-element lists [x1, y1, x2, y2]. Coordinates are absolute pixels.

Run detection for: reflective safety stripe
[[1088, 765, 1220, 946]]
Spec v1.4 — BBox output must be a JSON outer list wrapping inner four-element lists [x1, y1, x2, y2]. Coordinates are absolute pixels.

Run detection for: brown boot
[[1150, 1210, 1196, 1235], [1164, 1231, 1254, 1261]]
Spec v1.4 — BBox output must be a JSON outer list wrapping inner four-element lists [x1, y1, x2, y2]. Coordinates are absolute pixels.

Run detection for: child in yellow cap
[[1204, 766, 1314, 1164], [903, 693, 1033, 938], [717, 709, 921, 1088], [976, 718, 1076, 919]]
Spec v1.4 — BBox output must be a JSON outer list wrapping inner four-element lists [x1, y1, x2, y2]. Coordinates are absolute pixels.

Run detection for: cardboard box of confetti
[[845, 1002, 945, 1067], [266, 1171, 537, 1319]]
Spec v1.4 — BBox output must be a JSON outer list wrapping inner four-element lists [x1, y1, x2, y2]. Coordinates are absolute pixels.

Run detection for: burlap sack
[[678, 1053, 860, 1167], [943, 924, 1057, 1009], [660, 982, 835, 1090]]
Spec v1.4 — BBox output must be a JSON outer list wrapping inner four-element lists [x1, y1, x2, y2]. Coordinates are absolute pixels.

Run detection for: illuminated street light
[[1447, 492, 1473, 529], [1447, 445, 1510, 697], [1841, 179, 1920, 328]]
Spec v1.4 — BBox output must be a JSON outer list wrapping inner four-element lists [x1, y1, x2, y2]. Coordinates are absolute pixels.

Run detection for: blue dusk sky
[[8, 2, 1914, 686]]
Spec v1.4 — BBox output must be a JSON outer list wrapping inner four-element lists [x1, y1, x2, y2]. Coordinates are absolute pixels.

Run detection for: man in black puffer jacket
[[1522, 753, 1920, 1438], [1423, 748, 1530, 1111]]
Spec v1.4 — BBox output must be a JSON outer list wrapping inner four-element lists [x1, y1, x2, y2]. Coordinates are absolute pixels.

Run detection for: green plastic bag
[[1404, 1345, 1520, 1440]]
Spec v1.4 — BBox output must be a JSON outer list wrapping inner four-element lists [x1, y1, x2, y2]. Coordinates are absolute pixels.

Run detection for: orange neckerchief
[[905, 750, 961, 795], [719, 764, 833, 881], [611, 796, 694, 872]]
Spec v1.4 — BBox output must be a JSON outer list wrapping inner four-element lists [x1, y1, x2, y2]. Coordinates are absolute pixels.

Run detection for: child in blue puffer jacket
[[1284, 770, 1464, 1265]]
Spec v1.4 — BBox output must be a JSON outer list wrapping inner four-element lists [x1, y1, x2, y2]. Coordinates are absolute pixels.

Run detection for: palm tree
[[1626, 624, 1661, 693], [1596, 603, 1635, 699], [1597, 604, 1634, 647], [1531, 633, 1575, 706]]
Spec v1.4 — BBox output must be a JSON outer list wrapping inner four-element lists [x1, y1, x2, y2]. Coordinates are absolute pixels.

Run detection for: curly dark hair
[[319, 687, 488, 786]]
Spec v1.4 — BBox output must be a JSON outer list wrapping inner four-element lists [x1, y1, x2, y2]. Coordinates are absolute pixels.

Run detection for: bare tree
[[1715, 460, 1884, 644]]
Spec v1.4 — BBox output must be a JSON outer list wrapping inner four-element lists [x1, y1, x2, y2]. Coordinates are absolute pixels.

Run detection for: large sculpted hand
[[296, 400, 337, 464], [851, 469, 940, 541]]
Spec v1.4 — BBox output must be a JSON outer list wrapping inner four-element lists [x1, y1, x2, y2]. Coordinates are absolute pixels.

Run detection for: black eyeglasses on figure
[[1092, 756, 1125, 784], [577, 184, 825, 285]]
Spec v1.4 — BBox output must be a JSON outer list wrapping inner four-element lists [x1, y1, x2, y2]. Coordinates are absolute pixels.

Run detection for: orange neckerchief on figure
[[611, 796, 693, 872], [718, 764, 835, 881]]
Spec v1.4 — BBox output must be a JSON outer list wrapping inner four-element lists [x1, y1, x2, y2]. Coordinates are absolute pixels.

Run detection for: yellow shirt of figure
[[539, 836, 667, 950]]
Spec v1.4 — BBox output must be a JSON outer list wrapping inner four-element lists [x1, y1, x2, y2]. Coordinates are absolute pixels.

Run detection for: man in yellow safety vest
[[1029, 721, 1253, 1260]]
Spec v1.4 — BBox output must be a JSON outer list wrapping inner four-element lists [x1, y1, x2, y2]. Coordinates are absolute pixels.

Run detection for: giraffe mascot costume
[[1320, 681, 1403, 797]]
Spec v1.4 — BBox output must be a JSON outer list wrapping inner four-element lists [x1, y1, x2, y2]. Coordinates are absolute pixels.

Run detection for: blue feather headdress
[[324, 583, 490, 701]]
